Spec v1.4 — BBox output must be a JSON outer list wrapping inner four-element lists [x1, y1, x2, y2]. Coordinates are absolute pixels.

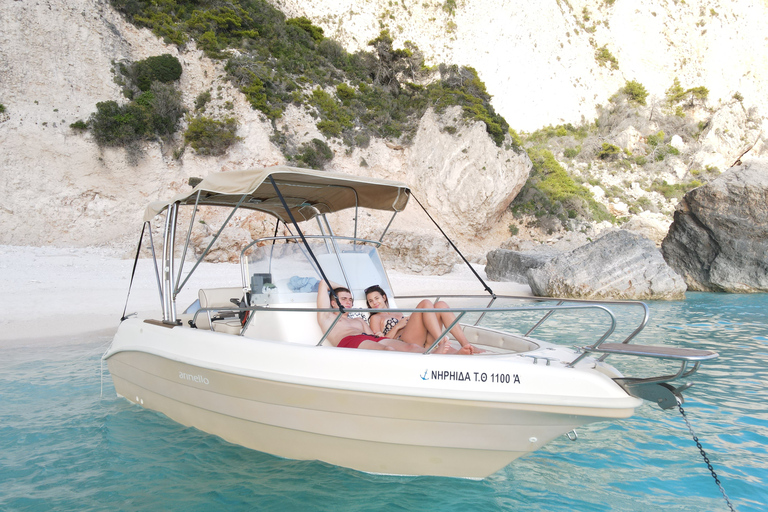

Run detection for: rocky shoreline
[[486, 161, 768, 299]]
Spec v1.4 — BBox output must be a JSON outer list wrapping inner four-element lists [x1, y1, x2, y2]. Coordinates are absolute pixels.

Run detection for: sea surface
[[1, 293, 766, 511]]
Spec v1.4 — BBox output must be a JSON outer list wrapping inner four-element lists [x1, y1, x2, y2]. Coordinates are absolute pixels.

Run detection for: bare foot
[[437, 339, 454, 354], [456, 344, 473, 355]]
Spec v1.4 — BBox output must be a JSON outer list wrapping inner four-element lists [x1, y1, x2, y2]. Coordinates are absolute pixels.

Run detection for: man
[[316, 281, 472, 354]]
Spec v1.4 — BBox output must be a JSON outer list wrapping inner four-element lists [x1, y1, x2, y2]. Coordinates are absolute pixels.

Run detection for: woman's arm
[[370, 314, 384, 337], [387, 316, 408, 337]]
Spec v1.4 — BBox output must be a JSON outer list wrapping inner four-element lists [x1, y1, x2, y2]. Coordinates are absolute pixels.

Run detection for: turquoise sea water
[[1, 293, 766, 511]]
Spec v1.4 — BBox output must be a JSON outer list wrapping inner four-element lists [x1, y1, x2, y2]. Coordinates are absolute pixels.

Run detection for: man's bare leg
[[358, 340, 395, 351], [378, 338, 424, 352]]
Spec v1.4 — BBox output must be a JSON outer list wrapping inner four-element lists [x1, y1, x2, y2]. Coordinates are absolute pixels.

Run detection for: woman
[[365, 285, 478, 354]]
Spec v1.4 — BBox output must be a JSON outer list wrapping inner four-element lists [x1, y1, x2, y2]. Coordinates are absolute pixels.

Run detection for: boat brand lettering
[[429, 371, 521, 384], [179, 371, 210, 385]]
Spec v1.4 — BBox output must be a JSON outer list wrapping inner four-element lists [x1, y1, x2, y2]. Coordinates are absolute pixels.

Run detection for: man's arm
[[317, 280, 332, 327]]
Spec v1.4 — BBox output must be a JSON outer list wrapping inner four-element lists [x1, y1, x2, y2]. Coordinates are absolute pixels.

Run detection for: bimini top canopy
[[144, 166, 411, 223]]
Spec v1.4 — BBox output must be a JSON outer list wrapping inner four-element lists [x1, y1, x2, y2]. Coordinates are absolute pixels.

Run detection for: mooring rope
[[677, 400, 736, 511]]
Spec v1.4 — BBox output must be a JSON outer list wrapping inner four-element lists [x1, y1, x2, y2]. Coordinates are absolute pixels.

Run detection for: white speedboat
[[104, 166, 717, 478]]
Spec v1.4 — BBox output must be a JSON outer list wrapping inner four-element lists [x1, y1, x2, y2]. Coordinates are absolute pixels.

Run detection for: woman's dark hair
[[364, 285, 388, 314]]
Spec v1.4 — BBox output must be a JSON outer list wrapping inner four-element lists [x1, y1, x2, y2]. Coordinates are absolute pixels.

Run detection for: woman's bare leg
[[400, 300, 446, 347], [433, 301, 472, 347]]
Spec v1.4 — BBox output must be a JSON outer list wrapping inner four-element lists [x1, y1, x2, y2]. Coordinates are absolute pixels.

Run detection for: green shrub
[[595, 45, 619, 70], [598, 143, 621, 159], [0, 103, 5, 114], [645, 130, 681, 161], [70, 120, 88, 131], [195, 90, 212, 111], [336, 83, 356, 104], [292, 138, 334, 169], [286, 17, 324, 42], [127, 54, 182, 91], [666, 78, 709, 108], [511, 147, 613, 229], [563, 146, 580, 158], [428, 65, 509, 145], [89, 100, 153, 146], [310, 88, 353, 138], [148, 82, 185, 137], [508, 128, 524, 152], [635, 196, 653, 210], [621, 80, 648, 106], [650, 179, 702, 200], [89, 77, 183, 147], [647, 131, 665, 147], [184, 116, 241, 156]]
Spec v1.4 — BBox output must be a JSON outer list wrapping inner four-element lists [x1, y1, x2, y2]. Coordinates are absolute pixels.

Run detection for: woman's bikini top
[[382, 316, 400, 336]]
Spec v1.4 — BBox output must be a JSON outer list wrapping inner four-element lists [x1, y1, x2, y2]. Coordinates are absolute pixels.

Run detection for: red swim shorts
[[338, 334, 387, 349]]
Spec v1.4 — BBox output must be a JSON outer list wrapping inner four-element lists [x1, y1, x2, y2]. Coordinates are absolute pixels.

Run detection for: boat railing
[[191, 301, 619, 355], [396, 293, 650, 346], [189, 299, 717, 390]]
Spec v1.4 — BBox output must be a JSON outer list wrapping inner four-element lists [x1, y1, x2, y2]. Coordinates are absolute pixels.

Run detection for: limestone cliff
[[2, 0, 767, 269], [270, 0, 768, 134], [0, 0, 527, 264]]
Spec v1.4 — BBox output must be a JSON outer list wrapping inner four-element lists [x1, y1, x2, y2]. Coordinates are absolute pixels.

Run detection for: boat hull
[[105, 319, 641, 478]]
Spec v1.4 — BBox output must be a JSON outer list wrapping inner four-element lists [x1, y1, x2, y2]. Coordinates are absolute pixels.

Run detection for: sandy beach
[[0, 245, 530, 346]]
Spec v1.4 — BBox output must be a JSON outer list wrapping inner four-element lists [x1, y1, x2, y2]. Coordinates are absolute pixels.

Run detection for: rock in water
[[528, 230, 687, 300], [662, 161, 768, 293], [485, 249, 557, 283]]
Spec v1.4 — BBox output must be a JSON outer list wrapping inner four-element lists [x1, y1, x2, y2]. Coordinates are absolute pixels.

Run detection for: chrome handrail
[[191, 302, 619, 354], [396, 293, 650, 345]]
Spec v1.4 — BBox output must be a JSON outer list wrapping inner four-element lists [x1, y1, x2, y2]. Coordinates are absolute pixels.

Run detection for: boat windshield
[[241, 237, 392, 305]]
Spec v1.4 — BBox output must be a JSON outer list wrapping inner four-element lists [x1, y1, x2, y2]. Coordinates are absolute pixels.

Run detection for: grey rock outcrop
[[661, 161, 768, 293], [378, 231, 460, 275], [486, 249, 557, 283], [528, 230, 687, 300]]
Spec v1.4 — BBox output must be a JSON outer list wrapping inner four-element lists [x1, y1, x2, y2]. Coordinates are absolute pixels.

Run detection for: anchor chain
[[677, 400, 736, 512]]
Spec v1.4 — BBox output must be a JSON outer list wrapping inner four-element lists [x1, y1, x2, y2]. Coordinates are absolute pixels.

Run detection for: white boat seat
[[462, 325, 540, 353], [196, 287, 244, 333]]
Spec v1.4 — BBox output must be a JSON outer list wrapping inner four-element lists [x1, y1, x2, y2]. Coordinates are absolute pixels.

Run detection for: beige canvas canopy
[[144, 166, 411, 223]]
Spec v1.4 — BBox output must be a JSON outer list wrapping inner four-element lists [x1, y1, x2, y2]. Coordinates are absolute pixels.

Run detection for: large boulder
[[528, 230, 687, 300], [485, 249, 557, 283], [378, 231, 460, 275], [661, 161, 768, 293]]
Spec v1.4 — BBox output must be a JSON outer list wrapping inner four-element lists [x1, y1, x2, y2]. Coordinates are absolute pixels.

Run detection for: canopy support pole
[[378, 210, 399, 244], [268, 176, 344, 311], [175, 190, 201, 292], [175, 195, 247, 295], [410, 193, 495, 298], [161, 202, 179, 324]]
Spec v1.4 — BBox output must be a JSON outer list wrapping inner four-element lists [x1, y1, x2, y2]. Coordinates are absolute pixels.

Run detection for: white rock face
[[621, 212, 672, 247], [2, 0, 768, 267], [404, 108, 529, 236], [269, 0, 768, 133], [0, 0, 284, 249], [614, 126, 643, 153], [0, 0, 529, 263]]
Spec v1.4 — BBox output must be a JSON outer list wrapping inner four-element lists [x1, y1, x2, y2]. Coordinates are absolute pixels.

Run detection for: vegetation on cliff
[[87, 54, 185, 149], [107, 0, 509, 163], [510, 79, 724, 234]]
